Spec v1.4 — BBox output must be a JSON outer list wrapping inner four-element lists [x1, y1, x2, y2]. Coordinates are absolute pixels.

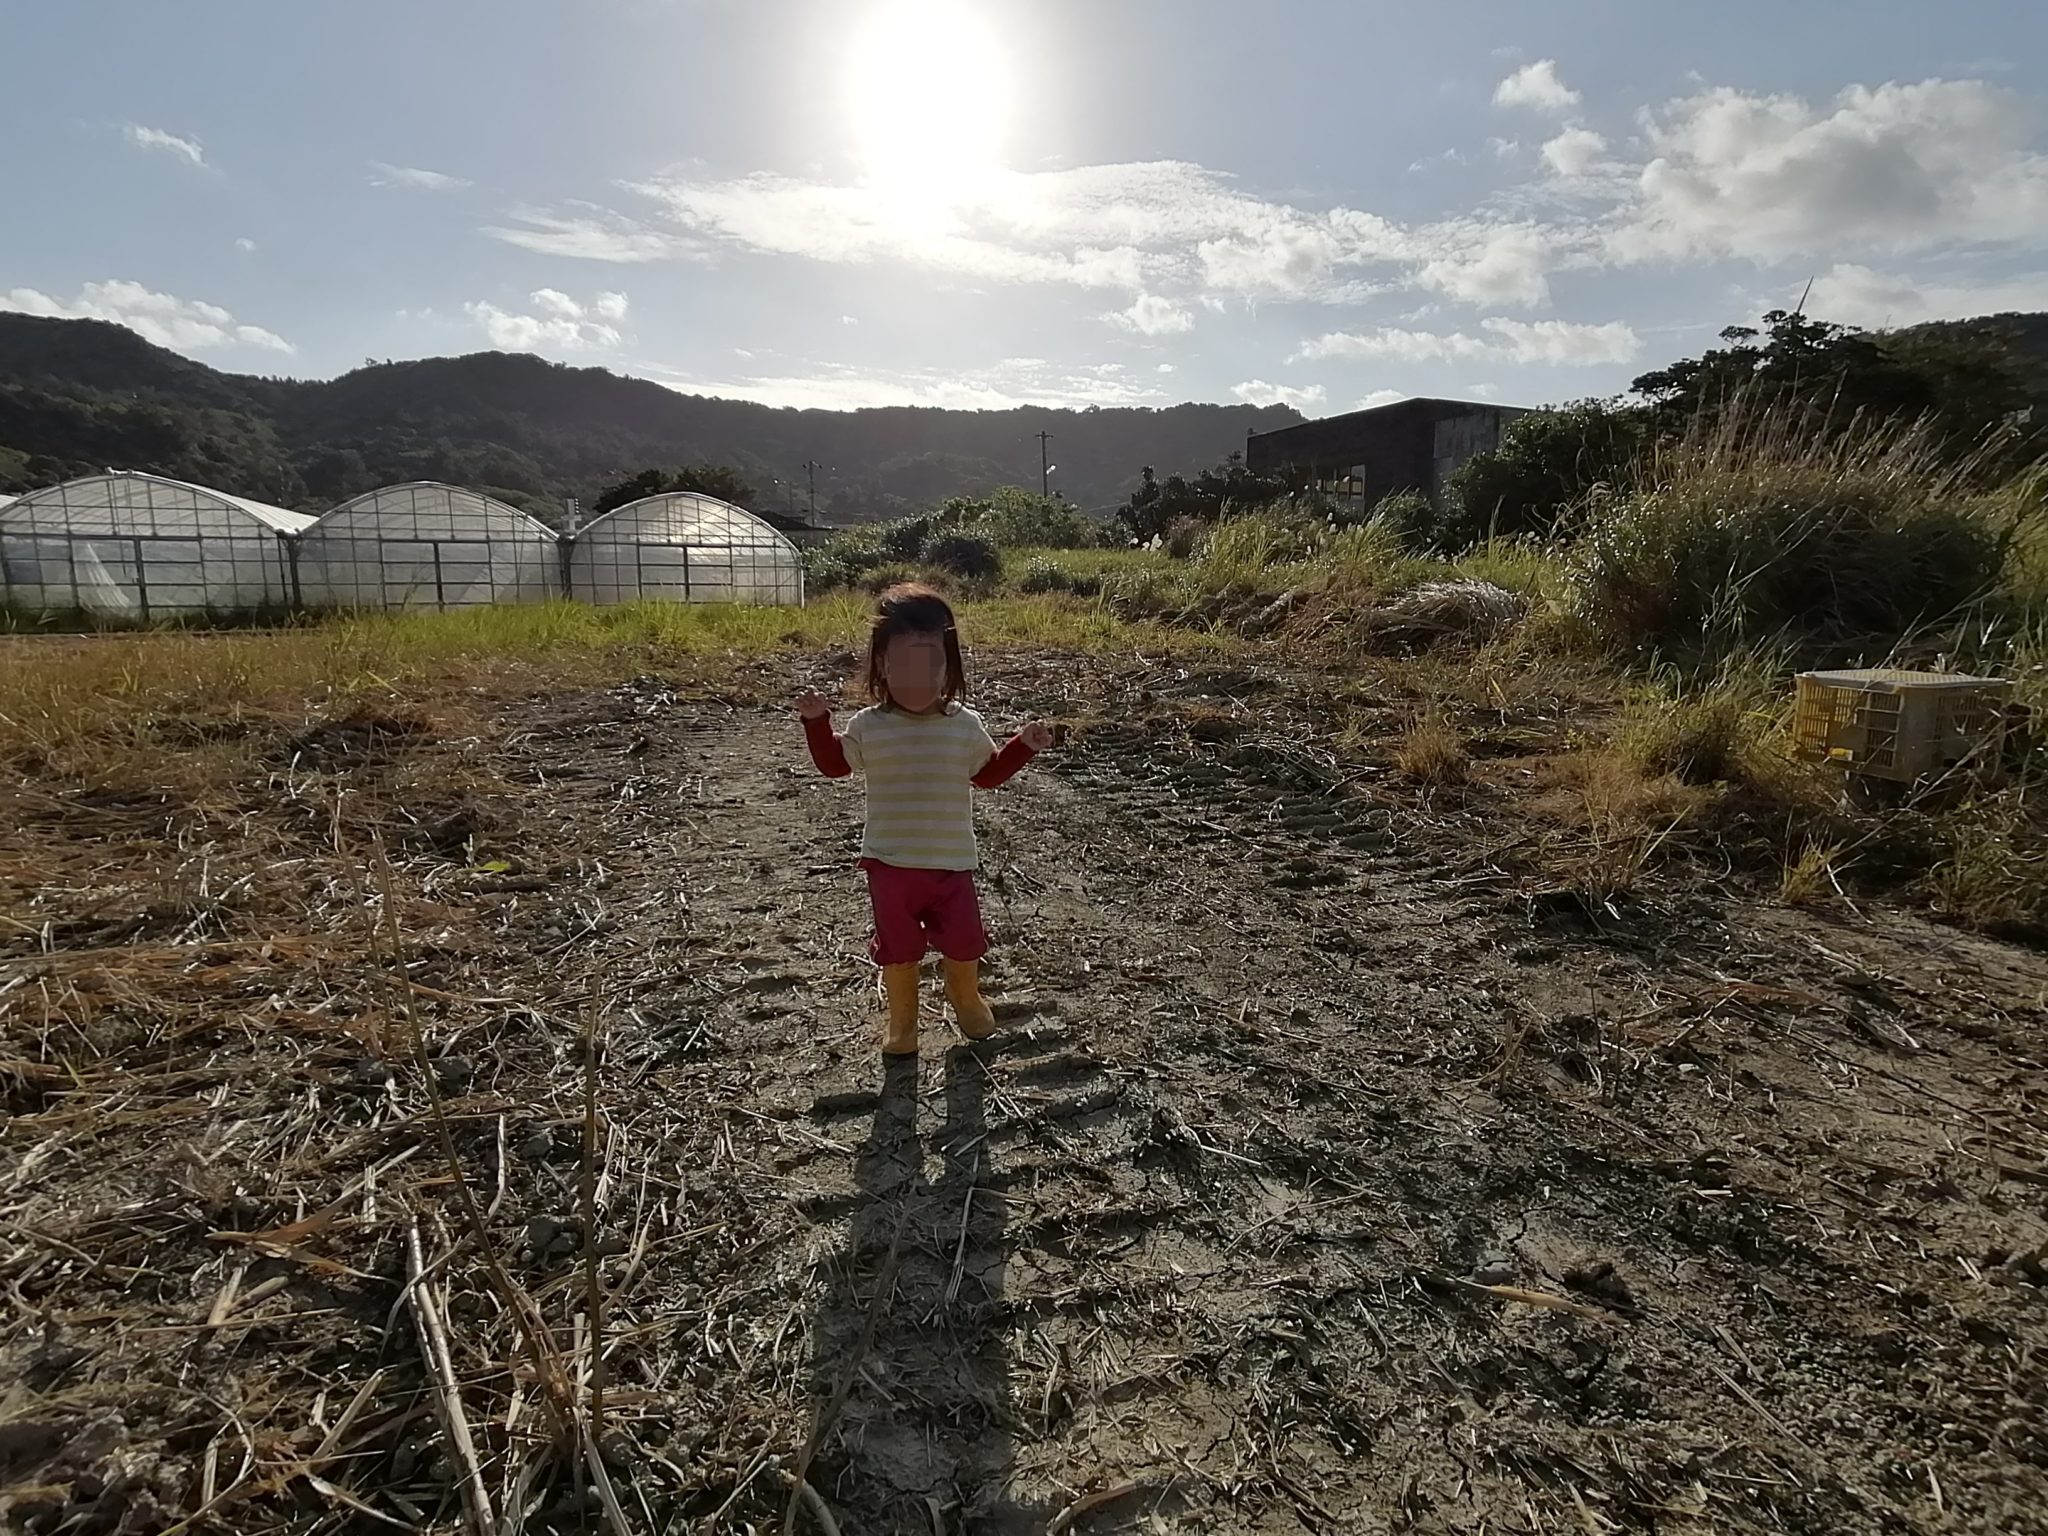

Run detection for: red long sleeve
[[971, 733, 1038, 789], [803, 713, 852, 777]]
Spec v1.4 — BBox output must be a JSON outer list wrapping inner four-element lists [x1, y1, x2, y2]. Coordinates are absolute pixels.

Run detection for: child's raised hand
[[797, 690, 833, 721], [1021, 720, 1055, 752]]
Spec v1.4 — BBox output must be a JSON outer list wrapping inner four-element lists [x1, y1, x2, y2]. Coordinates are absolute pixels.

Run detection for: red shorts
[[861, 859, 989, 966]]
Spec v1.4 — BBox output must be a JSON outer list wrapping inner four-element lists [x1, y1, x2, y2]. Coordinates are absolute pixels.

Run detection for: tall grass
[[1570, 408, 2027, 664], [1188, 511, 1408, 603]]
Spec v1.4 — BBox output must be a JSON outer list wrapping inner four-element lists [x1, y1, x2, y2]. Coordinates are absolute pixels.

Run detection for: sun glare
[[849, 1, 1011, 220]]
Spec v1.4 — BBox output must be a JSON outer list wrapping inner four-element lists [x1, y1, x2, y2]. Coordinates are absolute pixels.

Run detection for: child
[[798, 583, 1053, 1055]]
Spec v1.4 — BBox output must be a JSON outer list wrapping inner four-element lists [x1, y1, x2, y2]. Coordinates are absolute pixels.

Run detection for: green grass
[[1450, 539, 1572, 606], [1006, 546, 1169, 581], [0, 594, 1228, 781]]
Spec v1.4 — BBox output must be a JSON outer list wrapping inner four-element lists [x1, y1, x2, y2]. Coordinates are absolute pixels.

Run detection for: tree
[[1444, 403, 1646, 548], [1631, 309, 2036, 457], [1116, 453, 1295, 541], [590, 462, 757, 518]]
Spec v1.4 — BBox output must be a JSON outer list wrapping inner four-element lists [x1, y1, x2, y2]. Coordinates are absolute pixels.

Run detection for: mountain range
[[0, 315, 1300, 524], [5, 311, 2043, 528]]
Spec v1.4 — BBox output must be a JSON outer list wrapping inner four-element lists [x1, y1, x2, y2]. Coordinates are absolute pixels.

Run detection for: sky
[[4, 0, 2047, 418]]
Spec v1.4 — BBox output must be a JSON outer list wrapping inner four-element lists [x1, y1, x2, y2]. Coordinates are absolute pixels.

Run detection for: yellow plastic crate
[[1791, 668, 2009, 782]]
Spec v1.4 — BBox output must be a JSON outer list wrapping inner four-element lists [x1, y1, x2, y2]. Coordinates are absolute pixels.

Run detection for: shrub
[[919, 529, 1003, 581], [858, 562, 956, 596], [1445, 403, 1645, 549], [803, 541, 872, 594], [971, 490, 1101, 550], [1568, 422, 2011, 661]]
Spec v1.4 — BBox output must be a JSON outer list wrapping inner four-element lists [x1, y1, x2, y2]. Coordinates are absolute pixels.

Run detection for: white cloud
[[233, 237, 257, 254], [1489, 138, 1523, 160], [1409, 148, 1470, 173], [1480, 317, 1641, 364], [1232, 380, 1326, 410], [634, 170, 1153, 292], [647, 355, 1166, 412], [0, 280, 291, 353], [1302, 328, 1491, 364], [594, 291, 629, 320], [484, 206, 701, 263], [370, 162, 472, 192], [1494, 60, 1581, 114], [531, 288, 585, 319], [1106, 293, 1194, 335], [1804, 262, 2048, 327], [840, 314, 859, 326], [1357, 389, 1409, 409], [1157, 363, 1176, 374], [628, 161, 1559, 310], [1298, 317, 1638, 366], [1541, 127, 1609, 178], [1613, 79, 2048, 265], [1415, 222, 1557, 307], [127, 125, 205, 168], [465, 295, 622, 351]]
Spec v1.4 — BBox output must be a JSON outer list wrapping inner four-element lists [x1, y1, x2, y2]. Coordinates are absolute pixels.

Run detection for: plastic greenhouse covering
[[0, 472, 311, 620], [567, 493, 805, 606], [297, 483, 561, 611]]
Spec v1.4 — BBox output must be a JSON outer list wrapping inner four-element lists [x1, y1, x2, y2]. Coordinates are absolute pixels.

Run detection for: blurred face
[[882, 631, 948, 713]]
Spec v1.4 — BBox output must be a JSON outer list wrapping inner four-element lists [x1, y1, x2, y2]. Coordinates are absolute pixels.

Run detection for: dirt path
[[504, 661, 2048, 1532], [4, 653, 2046, 1534]]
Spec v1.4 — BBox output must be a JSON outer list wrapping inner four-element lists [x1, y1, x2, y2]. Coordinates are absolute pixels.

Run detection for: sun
[[848, 1, 1011, 216]]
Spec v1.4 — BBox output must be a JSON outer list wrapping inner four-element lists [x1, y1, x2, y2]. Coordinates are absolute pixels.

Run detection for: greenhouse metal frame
[[567, 492, 805, 606], [0, 472, 311, 621], [297, 482, 562, 612]]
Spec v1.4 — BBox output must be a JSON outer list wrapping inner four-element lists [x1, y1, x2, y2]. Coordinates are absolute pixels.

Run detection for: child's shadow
[[804, 1046, 1033, 1532]]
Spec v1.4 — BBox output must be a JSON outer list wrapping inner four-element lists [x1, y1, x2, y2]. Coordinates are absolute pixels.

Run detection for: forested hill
[[0, 315, 1301, 521]]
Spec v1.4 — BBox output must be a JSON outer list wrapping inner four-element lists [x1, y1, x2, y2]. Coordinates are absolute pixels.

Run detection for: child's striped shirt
[[839, 704, 999, 870]]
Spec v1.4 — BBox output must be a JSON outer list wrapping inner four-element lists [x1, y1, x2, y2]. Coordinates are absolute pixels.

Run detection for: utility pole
[[801, 460, 822, 519], [1037, 430, 1053, 501]]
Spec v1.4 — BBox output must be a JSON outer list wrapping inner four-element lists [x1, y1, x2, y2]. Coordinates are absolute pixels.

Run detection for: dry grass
[[1779, 838, 1846, 907], [0, 598, 1224, 783], [1532, 752, 1710, 895], [1926, 798, 2048, 936], [1395, 711, 1469, 785]]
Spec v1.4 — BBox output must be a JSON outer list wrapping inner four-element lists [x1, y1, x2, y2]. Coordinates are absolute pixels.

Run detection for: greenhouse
[[0, 472, 310, 620], [297, 482, 561, 612], [566, 492, 805, 606]]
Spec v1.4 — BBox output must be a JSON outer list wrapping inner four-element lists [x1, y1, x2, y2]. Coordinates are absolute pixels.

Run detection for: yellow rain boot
[[944, 958, 997, 1041], [881, 963, 921, 1056]]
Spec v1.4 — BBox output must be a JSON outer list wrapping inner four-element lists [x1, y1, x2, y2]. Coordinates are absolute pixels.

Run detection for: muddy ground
[[2, 647, 2046, 1535]]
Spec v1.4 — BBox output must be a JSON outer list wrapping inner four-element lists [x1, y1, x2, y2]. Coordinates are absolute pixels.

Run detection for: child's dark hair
[[866, 583, 967, 706]]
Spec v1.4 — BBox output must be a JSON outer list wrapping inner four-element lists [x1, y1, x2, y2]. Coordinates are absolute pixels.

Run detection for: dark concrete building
[[1245, 396, 1532, 512]]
